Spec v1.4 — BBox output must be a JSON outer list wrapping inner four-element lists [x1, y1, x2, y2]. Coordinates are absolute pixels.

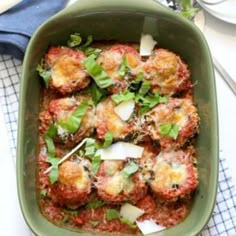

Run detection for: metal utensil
[[194, 11, 236, 96]]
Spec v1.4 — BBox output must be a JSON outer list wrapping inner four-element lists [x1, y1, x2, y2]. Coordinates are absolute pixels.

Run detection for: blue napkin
[[0, 0, 66, 59]]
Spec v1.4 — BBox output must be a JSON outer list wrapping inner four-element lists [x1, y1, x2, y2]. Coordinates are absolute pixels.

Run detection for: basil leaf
[[63, 209, 79, 216], [89, 82, 107, 105], [121, 161, 139, 179], [103, 131, 113, 148], [159, 123, 179, 140], [91, 155, 102, 174], [80, 35, 93, 49], [129, 72, 144, 92], [85, 138, 96, 158], [106, 209, 120, 221], [36, 64, 51, 88], [84, 47, 102, 58], [45, 124, 57, 156], [120, 217, 136, 229], [180, 0, 199, 20], [40, 189, 47, 198], [61, 216, 70, 223], [118, 56, 128, 78], [86, 200, 105, 209], [67, 33, 82, 47], [58, 102, 89, 133], [46, 124, 57, 138], [83, 55, 113, 88], [135, 72, 144, 82], [46, 156, 60, 184], [90, 221, 99, 227], [139, 80, 151, 96], [111, 91, 135, 104]]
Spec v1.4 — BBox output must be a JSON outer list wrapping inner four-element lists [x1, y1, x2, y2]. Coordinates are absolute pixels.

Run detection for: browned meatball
[[48, 95, 95, 147], [48, 159, 92, 209], [143, 98, 200, 150], [97, 45, 142, 93], [96, 160, 147, 204], [44, 46, 90, 94], [142, 49, 191, 96]]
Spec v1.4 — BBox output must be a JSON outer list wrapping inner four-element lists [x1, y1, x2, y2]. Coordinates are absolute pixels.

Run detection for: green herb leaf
[[90, 221, 99, 227], [63, 209, 79, 216], [180, 0, 199, 20], [36, 64, 51, 88], [106, 209, 120, 221], [67, 33, 82, 47], [46, 156, 60, 184], [111, 91, 135, 104], [84, 47, 102, 57], [139, 80, 151, 96], [86, 200, 105, 209], [61, 216, 70, 223], [129, 72, 144, 92], [89, 82, 107, 105], [80, 35, 93, 49], [121, 161, 139, 179], [103, 131, 113, 148], [120, 217, 137, 229], [85, 138, 96, 158], [91, 155, 102, 174], [159, 123, 179, 140], [118, 56, 128, 78], [136, 93, 168, 114], [58, 102, 89, 133], [40, 189, 47, 198], [83, 55, 113, 88], [44, 124, 57, 156]]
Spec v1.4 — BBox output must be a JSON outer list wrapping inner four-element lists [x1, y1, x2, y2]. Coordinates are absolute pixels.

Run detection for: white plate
[[196, 0, 236, 24]]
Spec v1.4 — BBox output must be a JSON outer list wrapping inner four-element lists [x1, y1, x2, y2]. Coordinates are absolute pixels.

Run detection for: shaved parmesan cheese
[[120, 203, 144, 223], [136, 220, 166, 235], [96, 142, 144, 160], [140, 34, 157, 56], [114, 99, 135, 121]]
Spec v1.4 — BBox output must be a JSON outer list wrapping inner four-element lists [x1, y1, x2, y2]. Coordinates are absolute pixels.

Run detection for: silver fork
[[194, 11, 236, 95]]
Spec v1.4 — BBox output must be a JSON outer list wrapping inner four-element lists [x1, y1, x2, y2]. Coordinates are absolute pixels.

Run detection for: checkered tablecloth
[[0, 54, 236, 236]]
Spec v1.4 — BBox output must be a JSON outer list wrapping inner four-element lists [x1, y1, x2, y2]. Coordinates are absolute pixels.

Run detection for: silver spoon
[[198, 0, 228, 5], [194, 11, 236, 96]]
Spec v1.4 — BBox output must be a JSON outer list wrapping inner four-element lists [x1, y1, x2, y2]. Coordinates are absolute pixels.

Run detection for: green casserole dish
[[17, 0, 218, 235]]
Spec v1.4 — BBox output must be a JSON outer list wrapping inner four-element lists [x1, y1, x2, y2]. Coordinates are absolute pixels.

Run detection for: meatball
[[96, 97, 137, 140], [48, 158, 92, 209], [143, 98, 200, 150], [44, 46, 90, 94], [147, 148, 198, 201], [48, 95, 95, 147], [97, 44, 142, 93], [96, 160, 147, 204], [142, 49, 191, 96]]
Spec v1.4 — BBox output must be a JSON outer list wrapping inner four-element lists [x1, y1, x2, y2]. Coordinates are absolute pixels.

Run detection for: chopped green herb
[[80, 35, 93, 49], [135, 72, 144, 82], [85, 138, 96, 158], [61, 215, 70, 223], [58, 102, 89, 133], [120, 217, 137, 229], [129, 72, 144, 92], [36, 64, 51, 88], [179, 0, 199, 20], [91, 155, 102, 174], [121, 161, 139, 179], [106, 209, 120, 221], [111, 91, 135, 104], [83, 55, 113, 88], [89, 82, 107, 105], [46, 156, 60, 184], [63, 209, 79, 216], [84, 47, 102, 58], [44, 124, 57, 157], [67, 33, 82, 47], [40, 189, 47, 198], [159, 123, 179, 140], [118, 56, 128, 78], [90, 221, 99, 227], [103, 131, 113, 148], [136, 92, 168, 114], [86, 200, 105, 209], [139, 80, 151, 96]]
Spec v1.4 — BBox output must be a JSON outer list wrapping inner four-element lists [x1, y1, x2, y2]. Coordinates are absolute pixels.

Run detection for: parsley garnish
[[159, 123, 179, 140], [36, 64, 51, 88]]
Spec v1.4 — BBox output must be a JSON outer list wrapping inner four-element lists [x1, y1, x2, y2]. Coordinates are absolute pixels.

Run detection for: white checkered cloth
[[0, 54, 236, 236]]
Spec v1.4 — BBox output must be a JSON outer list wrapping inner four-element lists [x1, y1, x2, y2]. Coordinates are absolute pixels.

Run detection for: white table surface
[[0, 4, 236, 236]]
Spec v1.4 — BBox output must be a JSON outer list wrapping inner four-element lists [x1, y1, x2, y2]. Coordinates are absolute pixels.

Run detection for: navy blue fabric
[[0, 0, 66, 59]]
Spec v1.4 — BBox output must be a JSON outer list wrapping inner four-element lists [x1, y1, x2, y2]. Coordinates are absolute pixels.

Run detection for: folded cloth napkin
[[0, 0, 66, 59]]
